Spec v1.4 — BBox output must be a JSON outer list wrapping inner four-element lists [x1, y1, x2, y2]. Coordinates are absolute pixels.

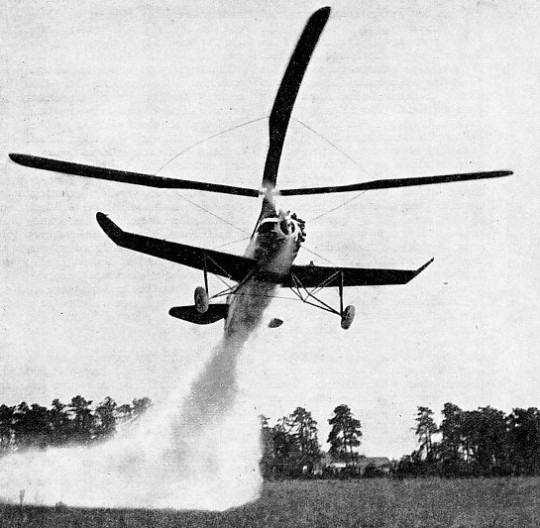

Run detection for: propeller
[[261, 6, 331, 191]]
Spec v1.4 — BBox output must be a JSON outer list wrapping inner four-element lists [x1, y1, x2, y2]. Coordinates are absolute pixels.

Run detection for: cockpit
[[257, 219, 277, 234]]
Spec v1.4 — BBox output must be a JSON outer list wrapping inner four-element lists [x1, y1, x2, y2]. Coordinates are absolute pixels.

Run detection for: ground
[[2, 477, 538, 527]]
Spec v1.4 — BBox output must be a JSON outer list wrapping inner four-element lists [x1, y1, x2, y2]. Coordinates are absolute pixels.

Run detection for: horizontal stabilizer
[[284, 258, 434, 288], [169, 305, 228, 325], [9, 153, 260, 197], [279, 171, 512, 196], [96, 213, 256, 282]]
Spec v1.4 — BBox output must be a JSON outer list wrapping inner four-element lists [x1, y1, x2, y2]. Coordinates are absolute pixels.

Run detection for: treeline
[[5, 396, 540, 480], [260, 404, 362, 478], [0, 396, 152, 453], [398, 403, 540, 477]]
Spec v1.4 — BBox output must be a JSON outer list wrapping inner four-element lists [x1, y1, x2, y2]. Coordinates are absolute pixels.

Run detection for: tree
[[0, 404, 16, 453], [271, 417, 301, 476], [509, 407, 540, 475], [49, 399, 70, 446], [288, 407, 321, 471], [68, 395, 96, 444], [10, 402, 51, 449], [94, 396, 117, 439], [414, 406, 438, 461], [439, 402, 463, 474], [132, 397, 152, 417], [461, 406, 509, 475], [115, 403, 133, 427], [327, 404, 362, 461], [259, 415, 275, 478], [0, 395, 152, 451]]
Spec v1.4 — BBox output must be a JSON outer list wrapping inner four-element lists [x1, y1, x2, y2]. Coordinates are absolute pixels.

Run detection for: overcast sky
[[2, 0, 539, 457]]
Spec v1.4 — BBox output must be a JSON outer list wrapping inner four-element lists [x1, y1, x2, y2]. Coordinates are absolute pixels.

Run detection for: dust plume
[[0, 283, 276, 510]]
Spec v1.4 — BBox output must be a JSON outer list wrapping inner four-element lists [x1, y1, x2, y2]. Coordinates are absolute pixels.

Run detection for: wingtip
[[96, 212, 123, 241], [416, 257, 434, 275]]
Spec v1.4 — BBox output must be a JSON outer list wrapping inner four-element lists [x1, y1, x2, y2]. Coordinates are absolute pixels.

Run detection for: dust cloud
[[0, 289, 276, 510]]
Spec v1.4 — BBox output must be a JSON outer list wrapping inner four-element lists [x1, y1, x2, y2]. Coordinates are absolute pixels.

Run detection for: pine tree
[[327, 404, 362, 462]]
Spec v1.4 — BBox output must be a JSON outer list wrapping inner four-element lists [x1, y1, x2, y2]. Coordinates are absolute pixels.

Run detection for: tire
[[194, 286, 209, 313], [341, 305, 355, 330]]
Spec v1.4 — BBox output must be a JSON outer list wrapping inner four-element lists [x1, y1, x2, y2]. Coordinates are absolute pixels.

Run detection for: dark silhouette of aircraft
[[9, 7, 511, 330]]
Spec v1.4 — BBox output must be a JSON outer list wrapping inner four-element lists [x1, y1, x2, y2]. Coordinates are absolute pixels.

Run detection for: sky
[[1, 0, 540, 458]]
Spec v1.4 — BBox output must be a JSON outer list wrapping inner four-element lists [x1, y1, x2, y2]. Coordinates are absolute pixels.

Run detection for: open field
[[2, 477, 539, 528]]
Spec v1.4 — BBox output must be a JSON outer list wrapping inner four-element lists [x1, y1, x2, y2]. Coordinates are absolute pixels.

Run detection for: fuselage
[[223, 196, 305, 339]]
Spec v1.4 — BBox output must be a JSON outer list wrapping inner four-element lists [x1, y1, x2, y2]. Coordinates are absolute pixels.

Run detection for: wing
[[284, 258, 434, 288], [9, 154, 260, 197], [278, 171, 512, 196], [96, 213, 256, 282]]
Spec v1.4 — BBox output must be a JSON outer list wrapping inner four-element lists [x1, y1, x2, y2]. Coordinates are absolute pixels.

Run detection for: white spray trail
[[0, 280, 276, 510]]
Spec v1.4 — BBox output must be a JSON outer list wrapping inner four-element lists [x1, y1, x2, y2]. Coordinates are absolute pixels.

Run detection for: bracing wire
[[291, 117, 373, 178], [301, 244, 335, 265], [308, 191, 367, 222], [157, 116, 270, 240], [155, 115, 269, 175], [155, 114, 374, 266], [289, 117, 373, 223], [174, 191, 250, 235], [212, 236, 252, 250]]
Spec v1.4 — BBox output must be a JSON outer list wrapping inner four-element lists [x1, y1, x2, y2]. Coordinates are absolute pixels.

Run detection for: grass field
[[2, 477, 539, 527]]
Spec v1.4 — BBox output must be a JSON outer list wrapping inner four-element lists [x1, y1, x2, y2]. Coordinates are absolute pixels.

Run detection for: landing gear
[[341, 305, 355, 330], [194, 254, 211, 313], [289, 270, 356, 329], [194, 286, 209, 313], [188, 252, 244, 317], [338, 273, 355, 330]]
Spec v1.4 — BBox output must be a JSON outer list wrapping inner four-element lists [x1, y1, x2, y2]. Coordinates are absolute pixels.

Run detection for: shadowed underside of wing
[[284, 258, 434, 288], [95, 212, 256, 282]]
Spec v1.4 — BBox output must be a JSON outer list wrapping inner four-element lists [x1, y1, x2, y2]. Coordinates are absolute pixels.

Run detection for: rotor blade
[[262, 7, 331, 190], [9, 153, 260, 197], [278, 170, 513, 196]]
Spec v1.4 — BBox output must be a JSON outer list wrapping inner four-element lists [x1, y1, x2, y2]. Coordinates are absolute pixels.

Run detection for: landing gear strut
[[194, 255, 210, 313], [339, 272, 355, 330], [289, 270, 356, 330]]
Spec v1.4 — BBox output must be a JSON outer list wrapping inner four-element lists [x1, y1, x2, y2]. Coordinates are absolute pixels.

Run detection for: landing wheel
[[341, 305, 355, 330], [194, 286, 209, 313]]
